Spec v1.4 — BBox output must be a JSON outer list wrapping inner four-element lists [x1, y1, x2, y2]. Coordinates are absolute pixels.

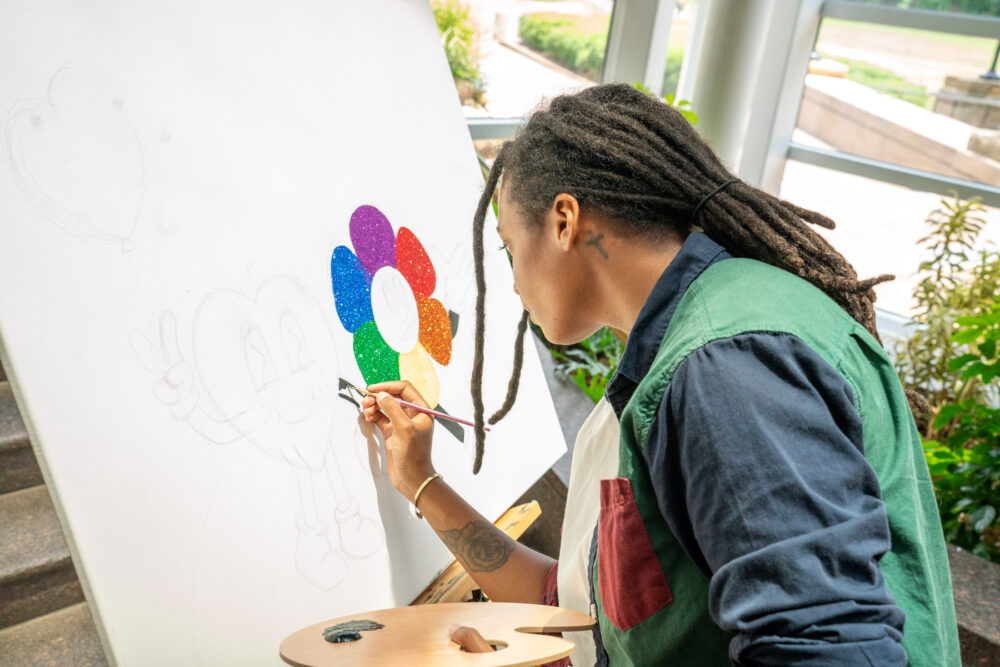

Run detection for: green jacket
[[592, 258, 960, 665]]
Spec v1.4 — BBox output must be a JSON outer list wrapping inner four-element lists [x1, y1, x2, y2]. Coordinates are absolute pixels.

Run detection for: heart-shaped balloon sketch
[[3, 66, 144, 251]]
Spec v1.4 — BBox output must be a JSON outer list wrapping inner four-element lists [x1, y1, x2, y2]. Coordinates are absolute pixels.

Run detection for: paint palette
[[279, 602, 596, 667]]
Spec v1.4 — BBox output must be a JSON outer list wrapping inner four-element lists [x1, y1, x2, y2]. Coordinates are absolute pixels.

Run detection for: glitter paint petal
[[330, 246, 374, 333], [395, 227, 435, 297], [353, 321, 400, 385], [399, 343, 440, 409], [350, 205, 396, 276], [417, 296, 452, 365]]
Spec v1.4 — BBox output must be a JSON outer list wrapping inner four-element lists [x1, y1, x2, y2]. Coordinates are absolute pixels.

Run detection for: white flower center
[[370, 267, 419, 353]]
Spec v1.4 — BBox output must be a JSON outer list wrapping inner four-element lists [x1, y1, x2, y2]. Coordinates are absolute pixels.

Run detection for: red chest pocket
[[597, 477, 673, 630]]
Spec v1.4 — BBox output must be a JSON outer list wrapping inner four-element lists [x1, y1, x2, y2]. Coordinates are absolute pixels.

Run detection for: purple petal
[[350, 205, 395, 276]]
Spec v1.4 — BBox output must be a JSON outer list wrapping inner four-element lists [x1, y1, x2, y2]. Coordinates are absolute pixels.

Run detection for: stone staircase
[[0, 360, 107, 665]]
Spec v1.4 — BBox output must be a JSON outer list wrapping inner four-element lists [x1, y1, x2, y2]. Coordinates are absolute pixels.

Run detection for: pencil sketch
[[3, 66, 144, 251], [130, 275, 382, 590], [427, 242, 476, 322]]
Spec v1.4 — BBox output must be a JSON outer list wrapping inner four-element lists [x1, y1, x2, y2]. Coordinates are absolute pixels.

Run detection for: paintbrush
[[345, 382, 491, 432]]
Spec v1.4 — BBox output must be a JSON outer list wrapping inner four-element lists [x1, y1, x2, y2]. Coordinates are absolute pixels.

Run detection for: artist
[[362, 83, 960, 665]]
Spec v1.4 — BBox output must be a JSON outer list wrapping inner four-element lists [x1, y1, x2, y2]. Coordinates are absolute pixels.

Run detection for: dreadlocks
[[469, 83, 916, 474]]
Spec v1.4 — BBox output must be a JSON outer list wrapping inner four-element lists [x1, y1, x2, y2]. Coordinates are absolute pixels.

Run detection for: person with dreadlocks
[[361, 83, 960, 665]]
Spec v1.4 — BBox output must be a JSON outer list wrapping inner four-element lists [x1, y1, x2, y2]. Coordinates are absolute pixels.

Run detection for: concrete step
[[0, 485, 84, 629], [1, 381, 44, 495], [0, 602, 106, 666], [949, 545, 1000, 667]]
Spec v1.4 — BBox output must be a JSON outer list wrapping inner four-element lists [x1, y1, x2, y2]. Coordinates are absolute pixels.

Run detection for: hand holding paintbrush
[[355, 380, 458, 507], [347, 381, 489, 432]]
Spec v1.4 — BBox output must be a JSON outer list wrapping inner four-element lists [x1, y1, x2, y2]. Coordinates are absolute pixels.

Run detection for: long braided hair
[[469, 83, 915, 474]]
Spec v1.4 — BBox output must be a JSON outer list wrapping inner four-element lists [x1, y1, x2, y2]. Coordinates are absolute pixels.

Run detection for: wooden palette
[[279, 602, 596, 667]]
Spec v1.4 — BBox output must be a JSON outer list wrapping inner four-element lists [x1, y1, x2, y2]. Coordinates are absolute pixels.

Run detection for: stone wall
[[934, 75, 1000, 131]]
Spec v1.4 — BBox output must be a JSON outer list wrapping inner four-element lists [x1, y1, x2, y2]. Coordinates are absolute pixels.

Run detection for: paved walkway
[[469, 43, 591, 118]]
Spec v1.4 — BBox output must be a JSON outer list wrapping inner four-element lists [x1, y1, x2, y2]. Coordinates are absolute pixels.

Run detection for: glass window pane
[[779, 154, 1000, 318], [795, 17, 1000, 188]]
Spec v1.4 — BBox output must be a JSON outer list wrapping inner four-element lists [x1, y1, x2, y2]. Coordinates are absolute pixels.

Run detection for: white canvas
[[0, 1, 566, 664]]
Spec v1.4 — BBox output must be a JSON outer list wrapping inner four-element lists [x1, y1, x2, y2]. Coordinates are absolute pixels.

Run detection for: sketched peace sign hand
[[130, 311, 200, 420]]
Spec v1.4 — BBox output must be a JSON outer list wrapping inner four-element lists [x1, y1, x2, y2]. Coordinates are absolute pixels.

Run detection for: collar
[[605, 231, 730, 416]]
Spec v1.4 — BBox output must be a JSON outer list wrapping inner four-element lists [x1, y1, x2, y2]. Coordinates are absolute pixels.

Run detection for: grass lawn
[[831, 57, 933, 108], [817, 17, 997, 91]]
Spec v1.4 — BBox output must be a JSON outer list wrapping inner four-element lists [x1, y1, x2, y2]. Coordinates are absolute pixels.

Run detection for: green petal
[[353, 321, 400, 385]]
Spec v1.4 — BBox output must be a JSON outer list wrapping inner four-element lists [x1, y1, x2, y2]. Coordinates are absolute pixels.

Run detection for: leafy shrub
[[660, 48, 685, 97], [519, 14, 687, 96], [433, 1, 487, 106], [519, 14, 607, 78], [549, 327, 625, 402], [891, 192, 1000, 562], [895, 193, 1000, 437], [922, 302, 1000, 562]]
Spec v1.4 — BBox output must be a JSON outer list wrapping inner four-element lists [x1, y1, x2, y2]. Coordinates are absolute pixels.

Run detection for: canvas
[[0, 1, 566, 663]]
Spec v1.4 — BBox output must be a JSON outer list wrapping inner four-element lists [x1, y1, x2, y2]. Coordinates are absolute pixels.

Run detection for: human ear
[[551, 193, 580, 252]]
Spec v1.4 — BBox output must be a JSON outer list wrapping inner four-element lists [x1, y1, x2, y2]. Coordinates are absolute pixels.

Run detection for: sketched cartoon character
[[131, 275, 382, 590]]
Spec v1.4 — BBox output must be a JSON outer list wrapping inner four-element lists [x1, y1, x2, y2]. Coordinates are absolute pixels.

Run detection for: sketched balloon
[[3, 67, 143, 250]]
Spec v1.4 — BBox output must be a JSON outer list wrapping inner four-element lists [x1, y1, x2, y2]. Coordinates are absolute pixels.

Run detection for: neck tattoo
[[585, 230, 609, 259]]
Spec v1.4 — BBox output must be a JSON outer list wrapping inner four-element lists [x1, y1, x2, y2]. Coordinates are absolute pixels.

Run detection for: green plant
[[894, 193, 1000, 437], [633, 83, 698, 124], [519, 14, 686, 94], [922, 301, 1000, 562], [549, 327, 625, 402], [519, 14, 608, 78], [660, 48, 685, 97], [433, 1, 487, 106]]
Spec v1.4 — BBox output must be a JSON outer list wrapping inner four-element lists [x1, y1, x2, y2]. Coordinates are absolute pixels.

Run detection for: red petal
[[396, 227, 436, 297], [417, 297, 452, 365]]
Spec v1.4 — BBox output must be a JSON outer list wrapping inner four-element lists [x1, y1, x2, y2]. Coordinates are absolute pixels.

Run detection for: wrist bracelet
[[412, 473, 442, 519]]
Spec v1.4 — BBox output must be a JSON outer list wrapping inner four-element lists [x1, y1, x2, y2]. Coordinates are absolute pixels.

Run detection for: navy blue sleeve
[[647, 332, 907, 665]]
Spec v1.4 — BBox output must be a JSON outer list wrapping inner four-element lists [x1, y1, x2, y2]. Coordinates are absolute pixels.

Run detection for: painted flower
[[330, 205, 453, 408]]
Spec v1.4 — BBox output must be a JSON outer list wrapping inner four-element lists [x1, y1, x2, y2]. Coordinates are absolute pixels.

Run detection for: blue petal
[[331, 245, 373, 332]]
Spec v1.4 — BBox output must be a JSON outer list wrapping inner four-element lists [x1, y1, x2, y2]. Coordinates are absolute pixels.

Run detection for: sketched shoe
[[294, 514, 348, 591], [334, 497, 383, 558]]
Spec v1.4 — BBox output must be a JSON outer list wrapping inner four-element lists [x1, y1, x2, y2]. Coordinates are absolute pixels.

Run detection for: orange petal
[[399, 343, 440, 408], [417, 296, 452, 365]]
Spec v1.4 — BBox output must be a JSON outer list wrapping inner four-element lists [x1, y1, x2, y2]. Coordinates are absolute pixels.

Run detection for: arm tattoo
[[585, 230, 610, 259], [439, 520, 515, 573]]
